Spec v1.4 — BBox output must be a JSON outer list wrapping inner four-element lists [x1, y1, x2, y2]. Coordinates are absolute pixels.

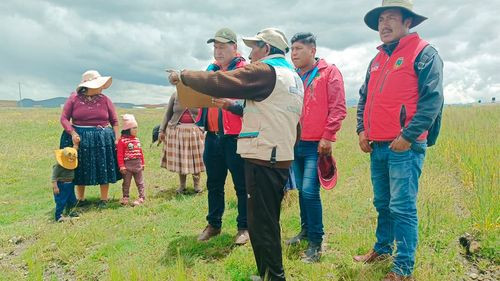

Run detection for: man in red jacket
[[354, 1, 444, 280], [286, 32, 346, 263]]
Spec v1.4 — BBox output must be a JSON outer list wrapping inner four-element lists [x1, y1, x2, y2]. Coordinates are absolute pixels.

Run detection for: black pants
[[245, 160, 289, 281], [204, 132, 247, 229]]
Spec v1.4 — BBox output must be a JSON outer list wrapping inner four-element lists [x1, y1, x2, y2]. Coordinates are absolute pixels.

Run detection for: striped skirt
[[161, 124, 205, 174], [60, 126, 121, 186]]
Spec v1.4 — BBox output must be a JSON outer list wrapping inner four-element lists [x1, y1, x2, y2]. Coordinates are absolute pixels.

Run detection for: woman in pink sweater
[[59, 70, 121, 208]]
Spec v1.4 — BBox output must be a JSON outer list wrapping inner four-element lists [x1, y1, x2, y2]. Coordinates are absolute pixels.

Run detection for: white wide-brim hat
[[76, 70, 112, 92]]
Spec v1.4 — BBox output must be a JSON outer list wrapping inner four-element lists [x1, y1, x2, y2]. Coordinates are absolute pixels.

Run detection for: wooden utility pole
[[18, 82, 22, 107]]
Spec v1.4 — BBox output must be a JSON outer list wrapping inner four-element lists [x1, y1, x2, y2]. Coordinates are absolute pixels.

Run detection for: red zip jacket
[[299, 59, 347, 141], [364, 33, 429, 141], [117, 135, 145, 168]]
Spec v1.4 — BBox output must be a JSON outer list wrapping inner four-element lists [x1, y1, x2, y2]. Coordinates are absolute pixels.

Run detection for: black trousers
[[245, 160, 289, 281], [204, 133, 247, 229]]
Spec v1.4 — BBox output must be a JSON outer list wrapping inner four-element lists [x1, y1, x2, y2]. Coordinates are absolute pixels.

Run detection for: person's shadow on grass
[[161, 234, 235, 267], [153, 187, 203, 201]]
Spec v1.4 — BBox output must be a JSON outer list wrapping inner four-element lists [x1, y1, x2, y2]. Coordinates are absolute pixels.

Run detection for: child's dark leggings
[[54, 181, 77, 220]]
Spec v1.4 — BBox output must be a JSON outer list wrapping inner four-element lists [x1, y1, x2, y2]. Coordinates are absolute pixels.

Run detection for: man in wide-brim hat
[[354, 1, 444, 280]]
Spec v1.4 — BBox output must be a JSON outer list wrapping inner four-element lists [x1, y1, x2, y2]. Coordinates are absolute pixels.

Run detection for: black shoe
[[302, 242, 322, 263], [68, 211, 80, 218], [76, 199, 90, 207], [97, 200, 108, 209], [286, 228, 308, 245]]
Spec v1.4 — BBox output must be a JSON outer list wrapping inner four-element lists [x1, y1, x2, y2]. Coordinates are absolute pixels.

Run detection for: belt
[[73, 125, 110, 129], [370, 141, 391, 147]]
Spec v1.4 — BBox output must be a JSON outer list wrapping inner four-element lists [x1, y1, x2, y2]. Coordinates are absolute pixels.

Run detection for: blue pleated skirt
[[60, 126, 122, 185]]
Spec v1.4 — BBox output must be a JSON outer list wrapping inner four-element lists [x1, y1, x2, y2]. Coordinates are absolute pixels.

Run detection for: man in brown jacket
[[169, 28, 303, 281]]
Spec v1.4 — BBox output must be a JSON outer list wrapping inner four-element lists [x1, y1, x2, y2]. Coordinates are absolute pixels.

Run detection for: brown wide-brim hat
[[76, 70, 112, 92], [364, 0, 428, 31]]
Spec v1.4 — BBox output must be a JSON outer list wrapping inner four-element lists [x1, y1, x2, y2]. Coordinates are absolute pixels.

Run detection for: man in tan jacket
[[169, 28, 303, 281]]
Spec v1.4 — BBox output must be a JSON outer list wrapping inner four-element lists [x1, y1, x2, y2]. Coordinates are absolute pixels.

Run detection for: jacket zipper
[[367, 56, 391, 137]]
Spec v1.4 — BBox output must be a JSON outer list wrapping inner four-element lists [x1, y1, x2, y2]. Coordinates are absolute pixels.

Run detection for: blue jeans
[[370, 141, 427, 276], [53, 181, 77, 220], [204, 133, 247, 229], [292, 141, 324, 244]]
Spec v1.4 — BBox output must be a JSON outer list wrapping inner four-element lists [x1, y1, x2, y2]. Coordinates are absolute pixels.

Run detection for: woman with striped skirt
[[159, 92, 205, 193]]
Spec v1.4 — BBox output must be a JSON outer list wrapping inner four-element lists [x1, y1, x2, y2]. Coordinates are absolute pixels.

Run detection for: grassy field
[[0, 106, 498, 281]]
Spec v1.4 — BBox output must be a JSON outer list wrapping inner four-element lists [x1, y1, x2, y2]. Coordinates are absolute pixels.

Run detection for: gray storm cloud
[[0, 0, 498, 104]]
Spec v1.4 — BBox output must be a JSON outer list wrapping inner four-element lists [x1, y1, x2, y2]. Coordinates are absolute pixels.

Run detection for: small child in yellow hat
[[52, 147, 79, 222]]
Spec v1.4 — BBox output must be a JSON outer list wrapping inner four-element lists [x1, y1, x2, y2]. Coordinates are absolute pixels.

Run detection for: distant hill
[[15, 97, 139, 109]]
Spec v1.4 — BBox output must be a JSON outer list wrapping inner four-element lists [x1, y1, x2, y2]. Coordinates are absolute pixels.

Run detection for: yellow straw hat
[[54, 147, 78, 170]]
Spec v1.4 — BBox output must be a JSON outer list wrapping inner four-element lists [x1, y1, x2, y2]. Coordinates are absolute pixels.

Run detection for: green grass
[[0, 106, 498, 281]]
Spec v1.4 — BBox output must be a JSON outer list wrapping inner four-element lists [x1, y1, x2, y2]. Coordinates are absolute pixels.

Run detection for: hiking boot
[[353, 249, 391, 263], [197, 225, 221, 241], [382, 272, 415, 281], [286, 228, 308, 245], [301, 242, 322, 263], [234, 229, 250, 245]]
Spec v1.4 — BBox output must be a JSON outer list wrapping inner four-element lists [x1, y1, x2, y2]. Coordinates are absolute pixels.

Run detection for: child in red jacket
[[117, 114, 145, 206]]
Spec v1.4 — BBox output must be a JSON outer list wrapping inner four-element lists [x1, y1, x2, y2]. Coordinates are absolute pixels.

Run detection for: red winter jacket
[[364, 33, 429, 141], [299, 59, 347, 142], [116, 135, 145, 168]]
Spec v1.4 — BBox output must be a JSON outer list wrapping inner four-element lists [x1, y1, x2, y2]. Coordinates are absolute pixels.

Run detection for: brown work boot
[[382, 272, 415, 281], [353, 249, 391, 263], [197, 225, 221, 241], [177, 174, 187, 194], [234, 229, 250, 245], [193, 174, 203, 193]]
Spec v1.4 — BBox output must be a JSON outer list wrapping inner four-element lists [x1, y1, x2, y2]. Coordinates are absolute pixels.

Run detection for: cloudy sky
[[1, 0, 499, 104]]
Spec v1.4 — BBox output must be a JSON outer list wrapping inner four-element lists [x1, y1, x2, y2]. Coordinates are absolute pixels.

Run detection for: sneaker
[[234, 229, 250, 245], [68, 211, 80, 218], [97, 200, 108, 209], [56, 216, 68, 223], [120, 197, 129, 205], [301, 242, 322, 263], [249, 275, 262, 281], [197, 224, 221, 241], [286, 228, 308, 245], [132, 198, 145, 206]]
